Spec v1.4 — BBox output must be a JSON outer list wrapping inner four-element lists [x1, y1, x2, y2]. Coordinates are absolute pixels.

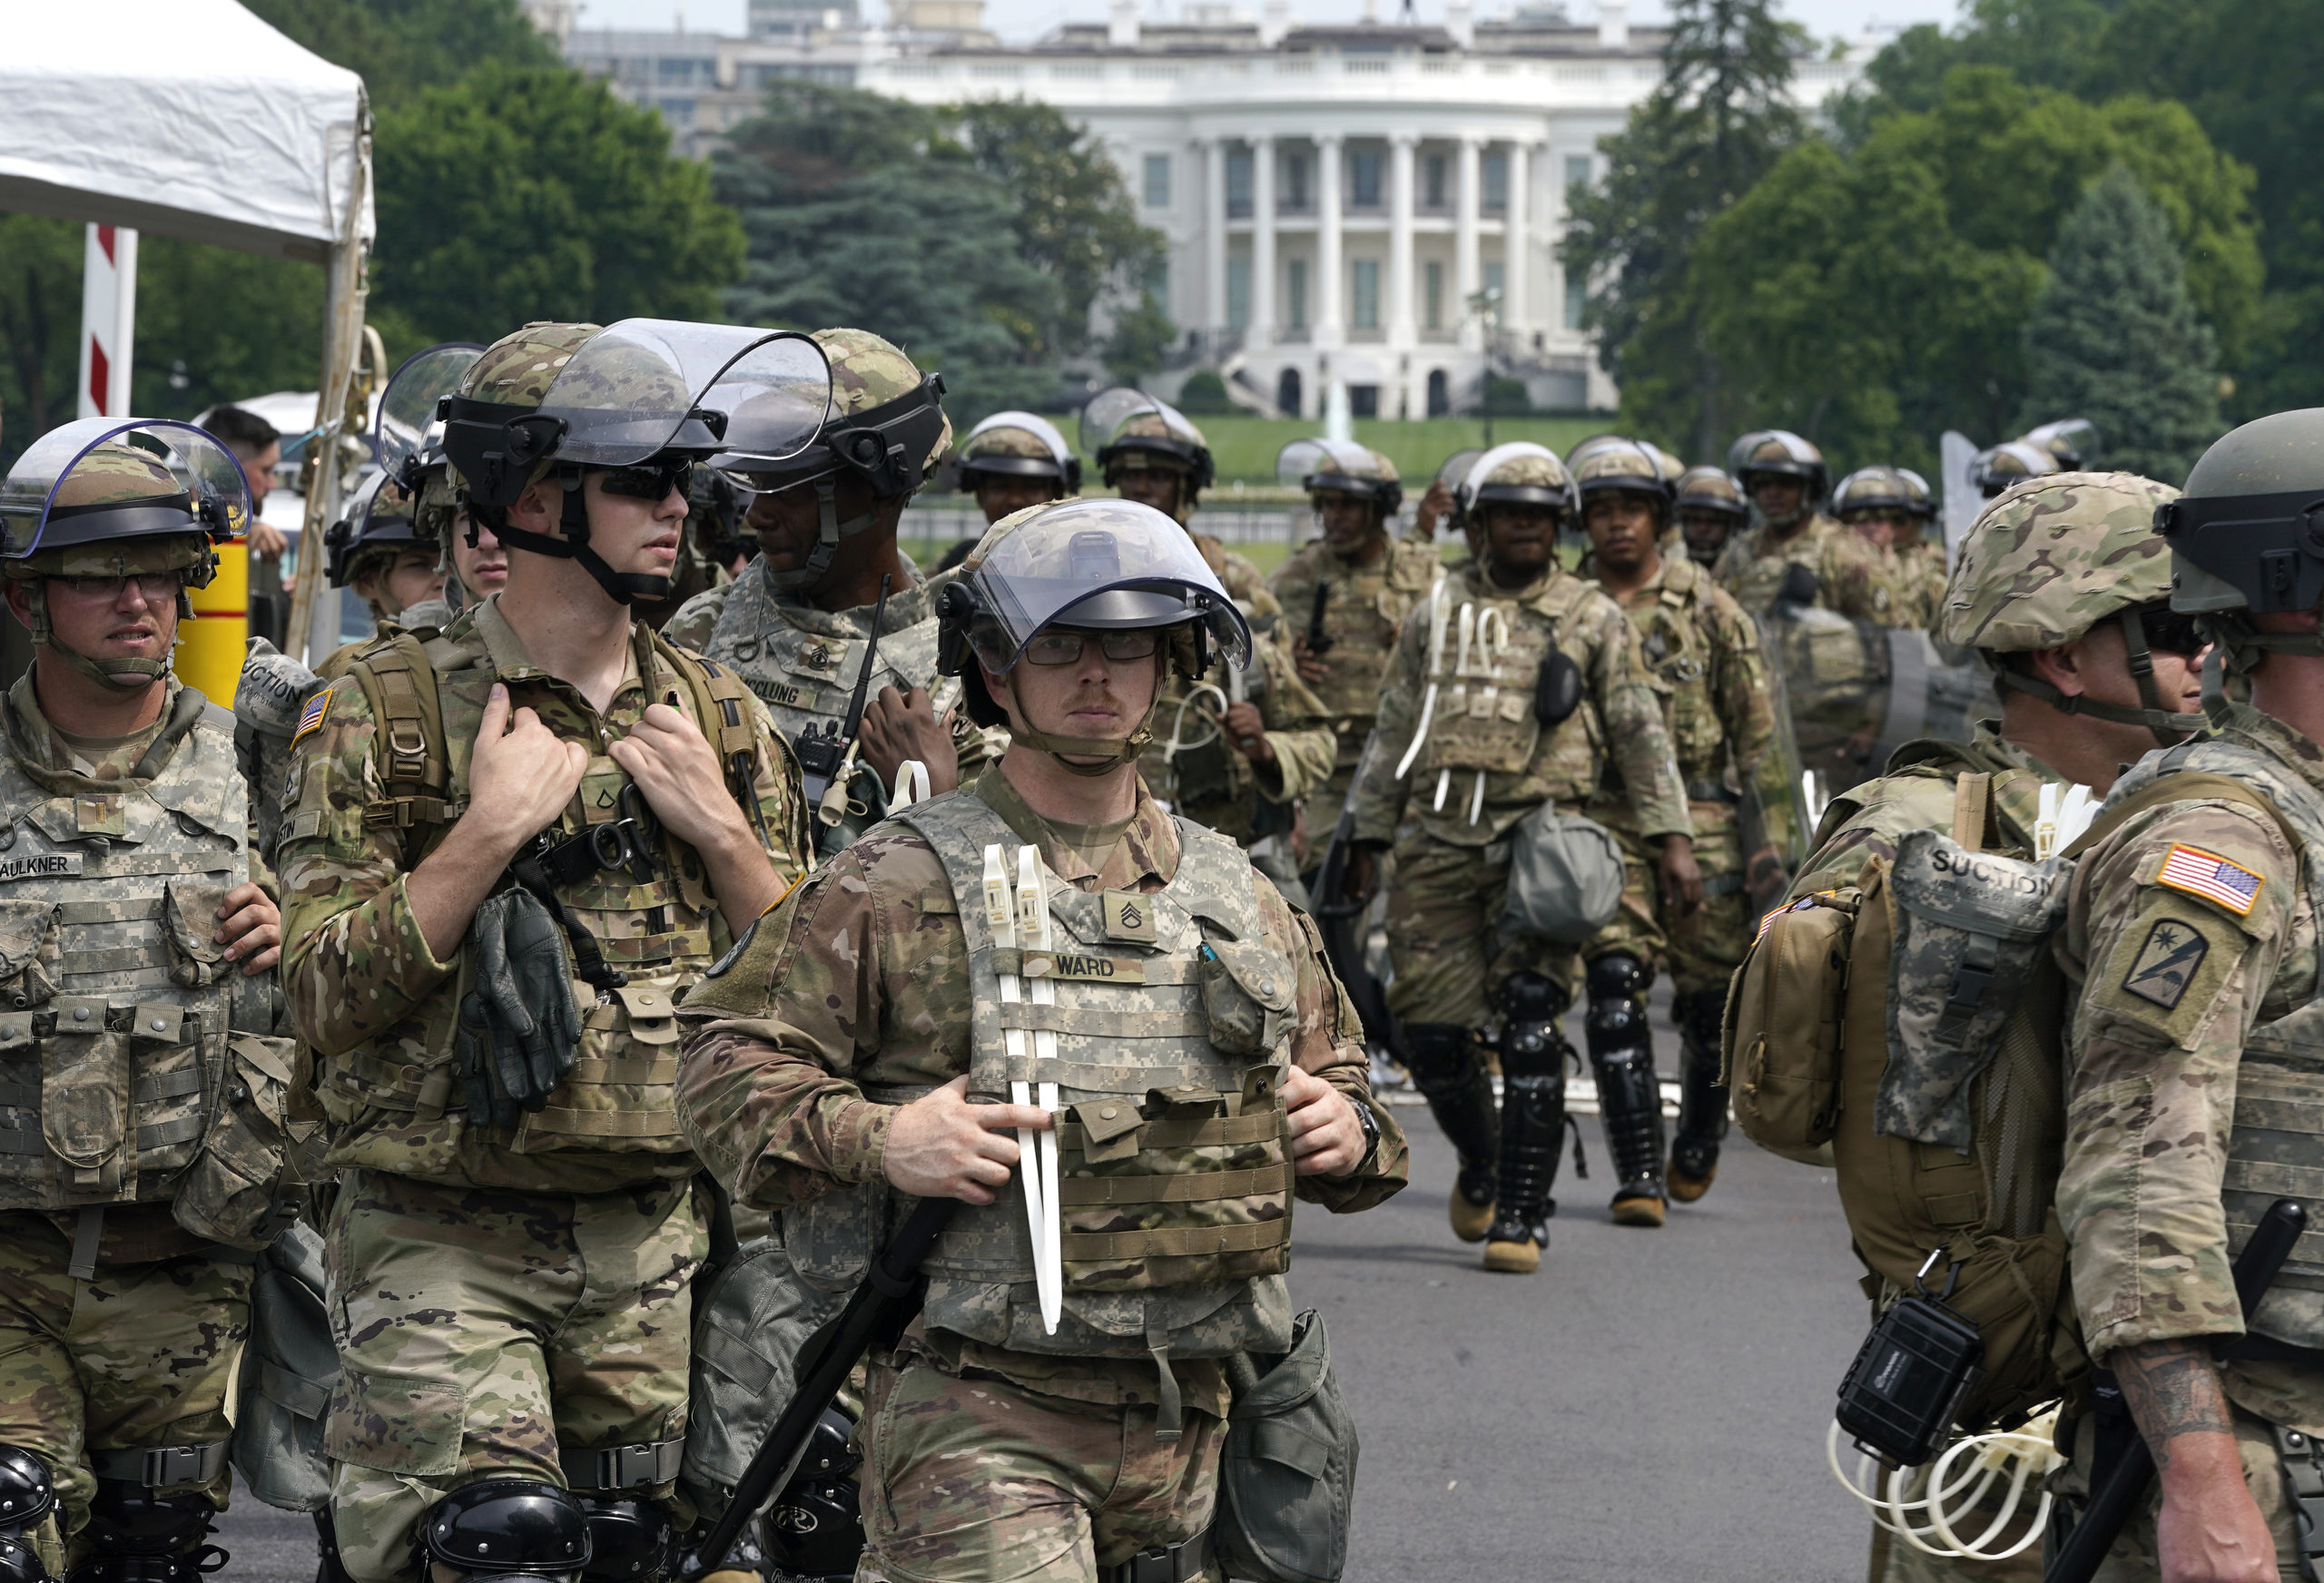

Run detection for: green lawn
[[1186, 415, 1610, 485]]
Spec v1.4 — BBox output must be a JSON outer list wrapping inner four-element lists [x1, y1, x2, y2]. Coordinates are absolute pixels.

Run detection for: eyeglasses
[[2132, 605, 2209, 656], [1021, 630, 1163, 666], [52, 573, 179, 602], [598, 458, 694, 500]]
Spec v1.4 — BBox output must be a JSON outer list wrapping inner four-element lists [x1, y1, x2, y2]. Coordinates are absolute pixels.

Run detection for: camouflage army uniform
[[675, 768, 1406, 1582], [1713, 510, 1891, 622], [1140, 625, 1337, 847], [279, 598, 807, 1583], [1267, 536, 1441, 814]]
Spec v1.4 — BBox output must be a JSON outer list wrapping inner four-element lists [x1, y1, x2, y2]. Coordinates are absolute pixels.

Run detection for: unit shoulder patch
[[2120, 919, 2211, 1010], [2151, 843, 2266, 918]]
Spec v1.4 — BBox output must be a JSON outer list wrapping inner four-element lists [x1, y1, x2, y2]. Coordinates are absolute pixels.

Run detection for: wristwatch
[[1350, 1098, 1381, 1173]]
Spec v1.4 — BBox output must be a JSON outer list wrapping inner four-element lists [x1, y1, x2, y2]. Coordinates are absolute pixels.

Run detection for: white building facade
[[559, 4, 1868, 418]]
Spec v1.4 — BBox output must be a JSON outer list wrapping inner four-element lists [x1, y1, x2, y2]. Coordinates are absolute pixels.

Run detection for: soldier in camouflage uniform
[[1832, 465, 1946, 630], [1265, 439, 1441, 824], [950, 410, 1080, 526], [1673, 466, 1748, 568], [279, 321, 816, 1583], [1969, 439, 2059, 502], [674, 497, 1404, 1583], [1713, 429, 1890, 621], [2043, 411, 2324, 1581], [1081, 389, 1278, 623], [0, 420, 293, 1581], [1574, 440, 1781, 1215], [1342, 443, 1693, 1274], [664, 330, 976, 827], [323, 477, 445, 635], [1774, 473, 2208, 1583]]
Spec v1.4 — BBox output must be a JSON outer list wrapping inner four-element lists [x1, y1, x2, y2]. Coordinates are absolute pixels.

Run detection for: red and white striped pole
[[75, 223, 139, 419]]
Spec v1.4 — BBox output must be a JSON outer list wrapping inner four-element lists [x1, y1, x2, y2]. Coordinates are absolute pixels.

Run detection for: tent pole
[[289, 102, 372, 666]]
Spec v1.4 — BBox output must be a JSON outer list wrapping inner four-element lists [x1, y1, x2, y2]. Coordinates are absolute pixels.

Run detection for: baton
[[2043, 1197, 2308, 1583]]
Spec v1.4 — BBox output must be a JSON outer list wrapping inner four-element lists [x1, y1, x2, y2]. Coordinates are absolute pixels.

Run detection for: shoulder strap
[[342, 631, 453, 837], [1951, 772, 2000, 853], [2063, 770, 2302, 867]]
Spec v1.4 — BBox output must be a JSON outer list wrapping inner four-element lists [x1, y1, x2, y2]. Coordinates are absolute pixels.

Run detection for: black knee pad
[[69, 1479, 222, 1583], [1398, 1023, 1476, 1084], [1675, 987, 1727, 1057], [419, 1480, 591, 1582], [1585, 952, 1646, 1005], [762, 1409, 864, 1583], [574, 1497, 674, 1583], [1497, 973, 1570, 1080], [0, 1447, 54, 1542], [0, 1539, 44, 1583]]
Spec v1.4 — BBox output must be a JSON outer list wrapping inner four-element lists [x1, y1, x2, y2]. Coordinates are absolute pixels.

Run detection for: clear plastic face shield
[[1276, 437, 1375, 496], [1456, 442, 1571, 516], [2022, 418, 2100, 470], [0, 418, 251, 559], [963, 498, 1252, 675], [377, 342, 484, 490], [1078, 388, 1205, 458], [966, 410, 1074, 473]]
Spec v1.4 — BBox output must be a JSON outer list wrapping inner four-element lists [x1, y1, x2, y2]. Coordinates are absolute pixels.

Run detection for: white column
[[1502, 140, 1530, 337], [1454, 134, 1482, 352], [1250, 134, 1275, 350], [1316, 134, 1344, 349], [1388, 133, 1416, 347], [77, 223, 138, 419], [1203, 139, 1228, 348]]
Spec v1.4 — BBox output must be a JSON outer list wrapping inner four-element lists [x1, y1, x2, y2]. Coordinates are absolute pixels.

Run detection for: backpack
[[1725, 761, 2299, 1436]]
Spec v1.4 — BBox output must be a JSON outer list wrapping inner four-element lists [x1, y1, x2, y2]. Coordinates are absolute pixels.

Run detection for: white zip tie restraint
[[2034, 782, 2099, 860], [1825, 1405, 2061, 1563], [984, 844, 1049, 1327], [1016, 845, 1063, 1335], [890, 760, 931, 811], [1393, 577, 1452, 782], [1159, 681, 1232, 763]]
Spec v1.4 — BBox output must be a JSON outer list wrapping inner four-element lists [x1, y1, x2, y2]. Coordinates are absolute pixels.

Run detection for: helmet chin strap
[[488, 468, 671, 605], [24, 581, 176, 692], [762, 477, 881, 591], [1994, 607, 2208, 746], [996, 661, 1166, 778]]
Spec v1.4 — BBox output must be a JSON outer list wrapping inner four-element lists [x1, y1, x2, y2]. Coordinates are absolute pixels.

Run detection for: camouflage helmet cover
[[954, 409, 1078, 492], [0, 418, 247, 570], [1455, 442, 1576, 519], [1673, 465, 1748, 520], [1571, 438, 1675, 511], [1726, 429, 1831, 497], [1941, 471, 2181, 652], [1081, 388, 1215, 488], [1831, 465, 1937, 521], [1277, 438, 1402, 512]]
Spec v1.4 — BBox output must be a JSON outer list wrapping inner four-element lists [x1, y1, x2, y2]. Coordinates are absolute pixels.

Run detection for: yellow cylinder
[[176, 541, 249, 705]]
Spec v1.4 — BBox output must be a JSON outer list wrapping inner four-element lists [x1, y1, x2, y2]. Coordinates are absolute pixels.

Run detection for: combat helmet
[[1946, 470, 2204, 745], [374, 342, 484, 553], [1080, 389, 1216, 521], [1276, 438, 1402, 516], [1830, 465, 1936, 523], [1571, 438, 1675, 517], [1568, 432, 1683, 486], [1726, 429, 1832, 506], [935, 497, 1251, 773], [325, 472, 427, 593], [1970, 439, 2059, 499], [1674, 466, 1748, 521], [950, 410, 1079, 498], [2021, 418, 2100, 472], [442, 319, 829, 604], [0, 418, 250, 689], [1453, 442, 1576, 524], [2158, 407, 2324, 695]]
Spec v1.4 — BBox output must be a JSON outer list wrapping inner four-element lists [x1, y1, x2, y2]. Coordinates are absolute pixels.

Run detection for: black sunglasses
[[598, 458, 694, 500]]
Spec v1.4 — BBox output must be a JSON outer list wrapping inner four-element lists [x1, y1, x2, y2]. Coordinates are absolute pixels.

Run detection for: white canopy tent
[[0, 0, 375, 664]]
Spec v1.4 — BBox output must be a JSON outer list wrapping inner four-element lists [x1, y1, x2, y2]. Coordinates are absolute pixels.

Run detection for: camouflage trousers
[[323, 1169, 704, 1583], [2055, 1401, 2311, 1581], [1383, 832, 1577, 1029], [855, 1353, 1226, 1583], [1582, 799, 1751, 996], [0, 1210, 250, 1572]]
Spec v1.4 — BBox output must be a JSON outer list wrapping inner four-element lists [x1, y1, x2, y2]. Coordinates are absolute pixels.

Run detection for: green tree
[[131, 241, 330, 420], [1101, 290, 1177, 387], [0, 217, 82, 469], [954, 99, 1163, 362], [2016, 166, 2220, 478], [1173, 370, 1235, 416], [1559, 0, 1808, 457], [373, 63, 743, 347], [242, 0, 556, 111]]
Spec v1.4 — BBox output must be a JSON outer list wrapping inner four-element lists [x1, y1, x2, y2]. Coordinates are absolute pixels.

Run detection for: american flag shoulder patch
[[2152, 843, 2265, 918], [290, 686, 332, 749]]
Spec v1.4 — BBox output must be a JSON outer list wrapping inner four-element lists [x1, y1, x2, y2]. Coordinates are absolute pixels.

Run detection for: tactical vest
[[698, 559, 958, 742], [1619, 558, 1728, 794], [1407, 573, 1600, 786], [2108, 737, 2324, 1352], [1275, 540, 1437, 723], [892, 792, 1300, 1378], [0, 695, 293, 1249], [321, 624, 766, 1159]]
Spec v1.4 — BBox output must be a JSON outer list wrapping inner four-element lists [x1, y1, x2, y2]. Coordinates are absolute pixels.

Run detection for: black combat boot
[[1585, 953, 1667, 1227], [1402, 1023, 1500, 1242], [1482, 974, 1573, 1274], [1668, 986, 1730, 1204]]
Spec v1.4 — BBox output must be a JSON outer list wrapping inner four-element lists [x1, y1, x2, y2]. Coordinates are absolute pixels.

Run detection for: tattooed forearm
[[2115, 1340, 2236, 1469]]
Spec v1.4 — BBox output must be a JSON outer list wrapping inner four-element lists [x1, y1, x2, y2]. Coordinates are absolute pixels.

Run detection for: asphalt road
[[216, 1064, 1879, 1583]]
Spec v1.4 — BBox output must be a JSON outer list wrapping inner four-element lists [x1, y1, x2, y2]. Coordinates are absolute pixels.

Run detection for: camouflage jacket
[[1192, 533, 1281, 627], [1787, 723, 2061, 900], [1142, 628, 1338, 845], [1351, 559, 1689, 849], [675, 765, 1406, 1412], [278, 596, 808, 1194], [1880, 539, 1949, 631], [2058, 705, 2324, 1432], [1590, 555, 1775, 806], [1267, 535, 1443, 811], [1713, 512, 1889, 624]]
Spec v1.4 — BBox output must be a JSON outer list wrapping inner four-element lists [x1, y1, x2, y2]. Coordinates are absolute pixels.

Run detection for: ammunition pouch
[[1210, 1310, 1357, 1583]]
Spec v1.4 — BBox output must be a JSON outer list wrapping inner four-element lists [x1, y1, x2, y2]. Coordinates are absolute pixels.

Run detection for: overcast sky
[[571, 0, 1965, 48]]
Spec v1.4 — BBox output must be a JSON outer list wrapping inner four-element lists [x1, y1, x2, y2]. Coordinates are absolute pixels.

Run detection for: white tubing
[[1823, 1410, 2059, 1563]]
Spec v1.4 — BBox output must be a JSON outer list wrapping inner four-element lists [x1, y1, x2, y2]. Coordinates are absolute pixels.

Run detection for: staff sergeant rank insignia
[[2153, 843, 2265, 917], [2121, 919, 2211, 1010]]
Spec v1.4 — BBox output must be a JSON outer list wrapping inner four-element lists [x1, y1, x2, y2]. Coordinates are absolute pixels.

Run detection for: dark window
[[1426, 369, 1450, 417], [1423, 154, 1446, 209], [1348, 384, 1380, 418], [1227, 150, 1253, 218], [1277, 369, 1303, 417], [1283, 153, 1309, 211], [1349, 150, 1383, 209]]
